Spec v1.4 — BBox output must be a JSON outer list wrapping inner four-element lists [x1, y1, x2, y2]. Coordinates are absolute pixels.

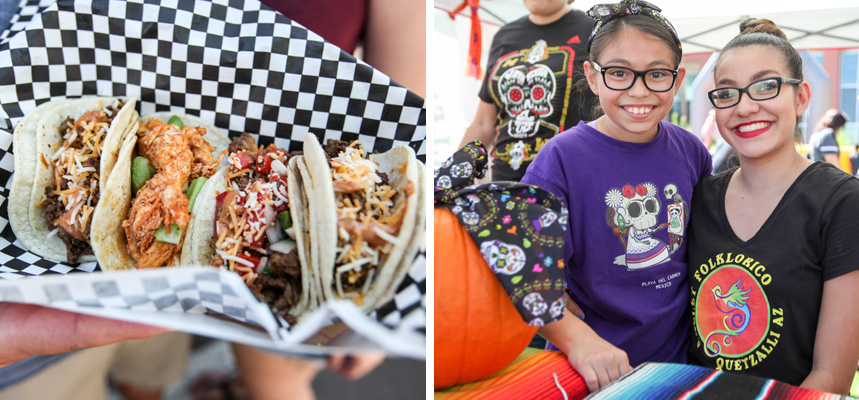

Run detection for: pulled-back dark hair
[[715, 19, 804, 140], [589, 14, 682, 67], [580, 14, 683, 118], [716, 18, 803, 81]]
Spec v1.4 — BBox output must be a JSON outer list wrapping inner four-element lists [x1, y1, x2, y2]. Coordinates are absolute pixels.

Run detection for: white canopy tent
[[433, 0, 859, 161]]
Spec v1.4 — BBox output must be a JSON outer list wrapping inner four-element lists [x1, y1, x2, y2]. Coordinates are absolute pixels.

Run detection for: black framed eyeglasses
[[708, 77, 801, 109], [591, 62, 679, 93]]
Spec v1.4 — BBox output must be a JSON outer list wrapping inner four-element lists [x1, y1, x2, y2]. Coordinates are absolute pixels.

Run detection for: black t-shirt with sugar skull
[[479, 9, 596, 182]]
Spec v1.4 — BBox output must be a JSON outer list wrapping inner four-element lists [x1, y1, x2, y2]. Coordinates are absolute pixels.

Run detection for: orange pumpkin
[[434, 208, 539, 389]]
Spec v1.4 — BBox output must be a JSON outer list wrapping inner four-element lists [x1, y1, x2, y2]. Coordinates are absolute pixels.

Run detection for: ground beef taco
[[14, 97, 138, 263], [181, 133, 316, 325]]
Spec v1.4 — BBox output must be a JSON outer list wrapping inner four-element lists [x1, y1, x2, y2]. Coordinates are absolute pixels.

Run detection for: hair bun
[[739, 18, 787, 40]]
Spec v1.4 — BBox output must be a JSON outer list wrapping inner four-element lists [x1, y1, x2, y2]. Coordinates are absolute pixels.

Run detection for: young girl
[[520, 0, 712, 392], [687, 19, 859, 395]]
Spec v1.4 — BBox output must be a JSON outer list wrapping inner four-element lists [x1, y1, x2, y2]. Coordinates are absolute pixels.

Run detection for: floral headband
[[586, 0, 682, 54]]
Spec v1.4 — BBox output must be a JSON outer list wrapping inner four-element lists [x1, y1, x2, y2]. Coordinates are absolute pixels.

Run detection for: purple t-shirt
[[521, 120, 712, 366]]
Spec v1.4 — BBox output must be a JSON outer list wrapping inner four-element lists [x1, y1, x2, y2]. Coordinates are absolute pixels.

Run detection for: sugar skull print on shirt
[[604, 182, 687, 270], [489, 39, 576, 173]]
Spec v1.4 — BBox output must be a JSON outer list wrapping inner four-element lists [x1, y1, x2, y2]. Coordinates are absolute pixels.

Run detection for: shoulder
[[800, 163, 859, 204], [497, 14, 533, 33], [542, 123, 591, 149], [662, 122, 701, 141], [661, 122, 711, 156], [694, 169, 732, 196], [562, 8, 593, 23]]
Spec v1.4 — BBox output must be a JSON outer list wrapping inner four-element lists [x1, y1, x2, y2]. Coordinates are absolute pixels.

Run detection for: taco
[[91, 113, 228, 271], [181, 133, 316, 324], [302, 136, 419, 311], [19, 97, 138, 263]]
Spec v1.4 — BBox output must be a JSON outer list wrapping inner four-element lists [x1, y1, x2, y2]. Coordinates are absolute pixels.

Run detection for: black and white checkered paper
[[0, 0, 425, 358]]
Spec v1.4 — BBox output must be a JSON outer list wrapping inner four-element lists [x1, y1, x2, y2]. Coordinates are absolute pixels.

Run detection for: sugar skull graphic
[[663, 183, 687, 254], [436, 175, 451, 189], [451, 162, 473, 179], [480, 240, 527, 275], [508, 141, 528, 171], [604, 182, 670, 270], [549, 297, 565, 318], [523, 292, 549, 316], [498, 63, 556, 139]]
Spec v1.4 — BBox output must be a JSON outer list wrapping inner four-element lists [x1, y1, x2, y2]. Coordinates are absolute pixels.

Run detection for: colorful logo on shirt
[[603, 182, 687, 270], [692, 254, 784, 372]]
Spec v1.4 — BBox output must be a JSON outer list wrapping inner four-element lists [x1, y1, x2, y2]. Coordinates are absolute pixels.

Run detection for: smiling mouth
[[734, 121, 773, 138], [622, 106, 654, 115], [736, 122, 772, 133]]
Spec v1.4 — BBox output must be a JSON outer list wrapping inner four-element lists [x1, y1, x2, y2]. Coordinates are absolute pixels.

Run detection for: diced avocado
[[167, 115, 184, 129], [278, 211, 292, 231], [186, 176, 208, 212], [155, 224, 183, 244], [132, 156, 154, 195]]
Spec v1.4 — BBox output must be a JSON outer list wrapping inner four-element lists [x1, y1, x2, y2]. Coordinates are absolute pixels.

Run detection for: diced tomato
[[231, 152, 253, 171], [237, 253, 261, 269], [213, 191, 229, 239], [269, 172, 286, 186], [256, 154, 273, 175]]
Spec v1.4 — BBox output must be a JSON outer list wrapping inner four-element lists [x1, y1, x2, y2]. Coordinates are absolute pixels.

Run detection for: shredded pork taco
[[302, 136, 419, 311], [92, 114, 228, 271]]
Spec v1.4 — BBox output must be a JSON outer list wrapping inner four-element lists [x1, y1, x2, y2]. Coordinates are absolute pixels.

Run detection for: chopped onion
[[264, 204, 284, 243], [285, 226, 296, 240], [270, 239, 296, 255], [255, 256, 269, 274], [271, 159, 288, 175]]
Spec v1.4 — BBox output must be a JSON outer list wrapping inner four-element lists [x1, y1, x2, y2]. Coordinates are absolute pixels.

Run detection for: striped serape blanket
[[587, 363, 857, 399], [434, 348, 589, 400]]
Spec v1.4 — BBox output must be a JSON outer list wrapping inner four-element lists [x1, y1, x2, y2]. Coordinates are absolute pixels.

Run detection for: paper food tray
[[0, 0, 426, 359]]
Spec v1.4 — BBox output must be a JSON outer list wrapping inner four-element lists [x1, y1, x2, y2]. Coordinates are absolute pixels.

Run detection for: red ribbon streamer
[[448, 0, 482, 79]]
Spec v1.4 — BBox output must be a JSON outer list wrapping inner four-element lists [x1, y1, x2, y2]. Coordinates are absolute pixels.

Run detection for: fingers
[[564, 292, 585, 319], [326, 352, 385, 380], [570, 348, 631, 393], [0, 303, 170, 366]]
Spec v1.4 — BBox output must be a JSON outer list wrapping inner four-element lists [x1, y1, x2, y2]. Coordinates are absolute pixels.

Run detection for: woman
[[687, 18, 859, 395]]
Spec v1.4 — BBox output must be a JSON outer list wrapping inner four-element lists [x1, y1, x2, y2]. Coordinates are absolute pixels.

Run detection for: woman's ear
[[583, 61, 600, 96], [795, 81, 812, 117]]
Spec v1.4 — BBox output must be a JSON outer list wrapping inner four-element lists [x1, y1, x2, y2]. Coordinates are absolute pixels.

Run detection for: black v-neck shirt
[[687, 162, 859, 385]]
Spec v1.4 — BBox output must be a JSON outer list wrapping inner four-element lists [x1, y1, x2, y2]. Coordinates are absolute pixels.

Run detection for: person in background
[[808, 108, 847, 167], [850, 145, 859, 176], [458, 0, 597, 182], [521, 0, 711, 392], [262, 0, 426, 98], [700, 109, 718, 149], [688, 18, 859, 395]]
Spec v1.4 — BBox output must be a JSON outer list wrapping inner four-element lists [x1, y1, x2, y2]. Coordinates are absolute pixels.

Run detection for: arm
[[822, 153, 840, 168], [363, 0, 426, 97], [800, 270, 859, 395], [539, 308, 632, 393], [458, 100, 497, 150], [0, 302, 168, 369]]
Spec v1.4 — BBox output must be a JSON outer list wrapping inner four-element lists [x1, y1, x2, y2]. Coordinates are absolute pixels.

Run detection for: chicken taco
[[18, 97, 138, 263], [91, 114, 228, 271], [182, 133, 316, 324], [302, 136, 420, 311]]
